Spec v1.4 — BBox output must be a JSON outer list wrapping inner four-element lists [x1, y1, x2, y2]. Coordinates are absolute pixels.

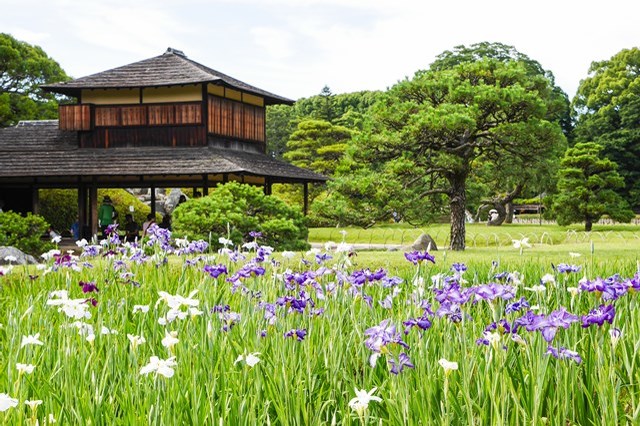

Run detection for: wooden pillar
[[264, 179, 272, 195], [303, 182, 309, 216], [222, 173, 228, 184], [78, 184, 87, 237], [31, 187, 39, 215], [203, 174, 209, 196], [150, 185, 156, 215], [89, 186, 98, 237]]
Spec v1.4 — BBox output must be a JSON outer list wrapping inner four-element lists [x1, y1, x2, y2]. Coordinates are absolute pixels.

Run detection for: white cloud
[[250, 27, 295, 59], [1, 0, 638, 99]]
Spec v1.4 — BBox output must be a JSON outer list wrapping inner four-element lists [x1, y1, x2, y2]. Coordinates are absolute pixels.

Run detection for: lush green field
[[309, 222, 640, 248], [1, 226, 639, 424]]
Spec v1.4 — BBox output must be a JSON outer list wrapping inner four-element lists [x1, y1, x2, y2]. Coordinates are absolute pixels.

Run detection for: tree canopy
[[0, 33, 69, 127], [552, 142, 634, 231], [430, 42, 571, 223], [572, 47, 640, 209], [344, 58, 566, 250], [266, 88, 381, 159], [284, 119, 353, 176]]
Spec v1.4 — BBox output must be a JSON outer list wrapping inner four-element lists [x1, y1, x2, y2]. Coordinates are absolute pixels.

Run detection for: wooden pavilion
[[0, 48, 326, 236]]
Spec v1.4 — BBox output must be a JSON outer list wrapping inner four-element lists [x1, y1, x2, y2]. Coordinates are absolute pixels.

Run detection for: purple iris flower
[[310, 307, 325, 316], [546, 345, 582, 364], [514, 310, 544, 333], [494, 272, 509, 281], [389, 353, 415, 375], [434, 282, 472, 305], [254, 246, 273, 263], [105, 223, 119, 236], [364, 319, 409, 352], [219, 311, 241, 332], [626, 274, 640, 292], [485, 319, 512, 335], [474, 283, 516, 302], [505, 297, 530, 314], [249, 231, 262, 239], [381, 276, 403, 288], [451, 263, 467, 273], [369, 268, 387, 281], [129, 249, 148, 264], [580, 277, 628, 301], [402, 315, 432, 334], [79, 281, 99, 294], [436, 302, 463, 323], [515, 307, 579, 342], [80, 245, 102, 257], [348, 269, 386, 286], [379, 295, 393, 310], [146, 224, 173, 252], [109, 232, 121, 246], [555, 263, 581, 274], [284, 328, 307, 341], [581, 304, 615, 328], [404, 251, 436, 265], [85, 298, 98, 307], [315, 253, 333, 264], [177, 240, 209, 255], [258, 302, 277, 325], [204, 264, 228, 278], [113, 260, 127, 271], [210, 304, 230, 313]]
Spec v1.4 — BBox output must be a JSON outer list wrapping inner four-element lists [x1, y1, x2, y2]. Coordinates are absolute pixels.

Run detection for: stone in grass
[[410, 233, 438, 251], [0, 246, 38, 265]]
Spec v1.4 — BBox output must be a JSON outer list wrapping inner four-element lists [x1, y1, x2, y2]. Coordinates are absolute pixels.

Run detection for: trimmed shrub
[[172, 182, 309, 251], [39, 189, 153, 235], [39, 189, 77, 235], [0, 211, 53, 255]]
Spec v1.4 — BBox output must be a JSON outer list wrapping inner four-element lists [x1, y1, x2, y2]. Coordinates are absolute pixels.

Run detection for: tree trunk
[[505, 202, 515, 223], [585, 218, 593, 232], [449, 176, 467, 251]]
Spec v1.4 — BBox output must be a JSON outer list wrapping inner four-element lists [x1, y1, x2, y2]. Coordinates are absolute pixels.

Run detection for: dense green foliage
[[0, 33, 69, 127], [172, 182, 309, 250], [265, 88, 381, 159], [552, 142, 634, 231], [0, 210, 52, 255], [284, 119, 353, 176], [326, 58, 565, 250], [572, 47, 640, 209], [39, 189, 153, 236]]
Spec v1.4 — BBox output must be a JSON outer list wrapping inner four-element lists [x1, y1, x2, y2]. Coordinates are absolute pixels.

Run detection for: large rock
[[0, 246, 38, 265], [164, 188, 187, 214], [411, 233, 438, 251]]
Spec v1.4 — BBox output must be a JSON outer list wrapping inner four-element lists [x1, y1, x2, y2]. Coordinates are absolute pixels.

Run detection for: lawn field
[[1, 224, 639, 424], [309, 222, 640, 248]]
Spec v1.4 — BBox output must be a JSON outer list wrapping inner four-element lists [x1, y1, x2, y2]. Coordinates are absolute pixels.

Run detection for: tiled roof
[[41, 48, 293, 105], [0, 121, 326, 183]]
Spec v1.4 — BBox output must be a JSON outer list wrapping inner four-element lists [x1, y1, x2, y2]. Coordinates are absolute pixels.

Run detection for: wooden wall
[[59, 94, 266, 148], [94, 102, 202, 127], [80, 126, 206, 148], [207, 95, 265, 143], [59, 104, 92, 131]]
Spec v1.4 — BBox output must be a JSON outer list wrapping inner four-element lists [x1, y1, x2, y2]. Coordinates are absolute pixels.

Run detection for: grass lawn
[[309, 222, 640, 248]]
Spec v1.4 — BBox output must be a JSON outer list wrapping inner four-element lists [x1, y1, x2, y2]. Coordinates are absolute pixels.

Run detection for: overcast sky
[[2, 0, 638, 100]]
